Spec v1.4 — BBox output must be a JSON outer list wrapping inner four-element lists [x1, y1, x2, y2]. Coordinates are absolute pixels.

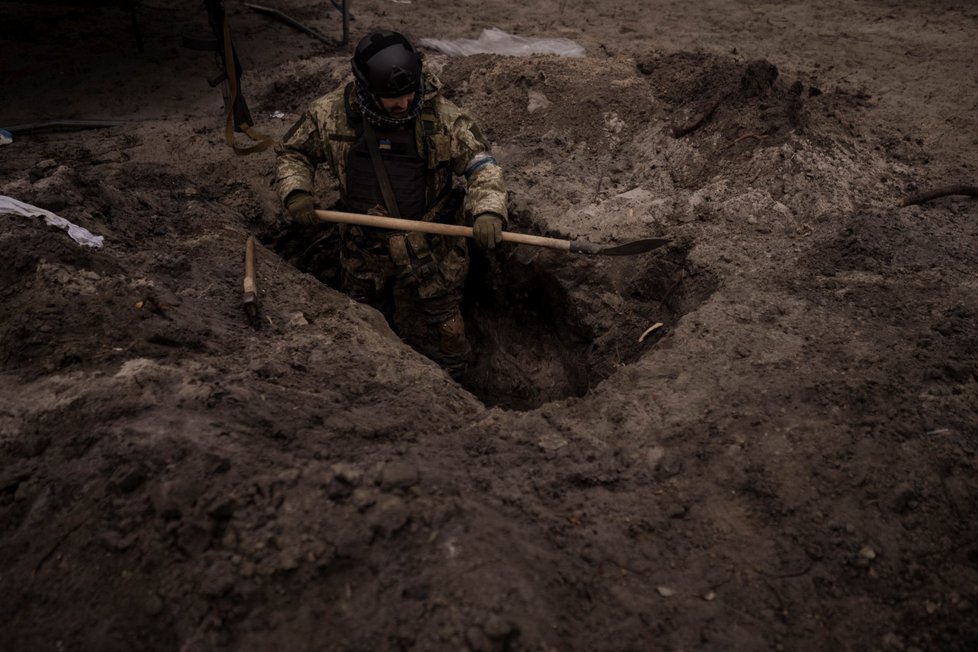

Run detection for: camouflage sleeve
[[448, 108, 508, 226], [275, 111, 327, 204]]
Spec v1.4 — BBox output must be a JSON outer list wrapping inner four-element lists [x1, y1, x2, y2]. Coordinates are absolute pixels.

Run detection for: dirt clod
[[379, 461, 419, 491]]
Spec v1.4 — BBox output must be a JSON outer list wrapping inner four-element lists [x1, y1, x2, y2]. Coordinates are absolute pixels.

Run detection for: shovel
[[315, 209, 669, 256]]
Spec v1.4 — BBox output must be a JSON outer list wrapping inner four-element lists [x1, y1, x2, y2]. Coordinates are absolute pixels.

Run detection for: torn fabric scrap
[[0, 195, 105, 248]]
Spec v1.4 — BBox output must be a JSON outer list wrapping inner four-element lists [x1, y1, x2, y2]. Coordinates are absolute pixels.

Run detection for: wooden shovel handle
[[315, 209, 573, 252]]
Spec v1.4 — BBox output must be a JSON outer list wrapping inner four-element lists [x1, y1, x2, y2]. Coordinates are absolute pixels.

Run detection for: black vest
[[344, 121, 428, 219]]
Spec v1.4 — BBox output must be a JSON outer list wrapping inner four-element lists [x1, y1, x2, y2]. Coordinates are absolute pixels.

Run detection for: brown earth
[[1, 1, 977, 650]]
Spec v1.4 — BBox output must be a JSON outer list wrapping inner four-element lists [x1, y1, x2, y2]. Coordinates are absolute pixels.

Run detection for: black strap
[[343, 83, 359, 125], [362, 120, 401, 218], [205, 0, 272, 155]]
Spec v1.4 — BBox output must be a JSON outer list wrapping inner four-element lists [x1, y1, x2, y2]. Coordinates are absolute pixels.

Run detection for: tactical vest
[[345, 122, 427, 219], [342, 83, 454, 221]]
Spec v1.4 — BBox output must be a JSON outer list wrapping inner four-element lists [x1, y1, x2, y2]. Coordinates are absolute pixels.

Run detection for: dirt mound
[[2, 1, 978, 650]]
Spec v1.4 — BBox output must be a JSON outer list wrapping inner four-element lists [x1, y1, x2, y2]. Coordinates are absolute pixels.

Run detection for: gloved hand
[[472, 213, 503, 250], [285, 191, 318, 227]]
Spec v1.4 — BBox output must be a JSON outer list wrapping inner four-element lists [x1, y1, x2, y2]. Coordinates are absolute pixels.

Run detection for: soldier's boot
[[434, 311, 471, 381]]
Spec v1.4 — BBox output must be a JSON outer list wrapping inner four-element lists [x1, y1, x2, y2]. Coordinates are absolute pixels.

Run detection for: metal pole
[[342, 0, 349, 46]]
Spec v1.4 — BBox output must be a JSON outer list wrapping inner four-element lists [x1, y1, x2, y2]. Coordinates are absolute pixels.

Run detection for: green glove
[[285, 191, 318, 227], [472, 213, 503, 249]]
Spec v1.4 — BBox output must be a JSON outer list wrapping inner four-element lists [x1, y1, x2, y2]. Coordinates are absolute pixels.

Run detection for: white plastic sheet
[[0, 195, 104, 248], [419, 28, 585, 58]]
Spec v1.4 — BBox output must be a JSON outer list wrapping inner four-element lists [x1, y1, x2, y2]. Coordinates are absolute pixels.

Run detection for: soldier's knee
[[435, 312, 470, 380], [437, 312, 469, 357]]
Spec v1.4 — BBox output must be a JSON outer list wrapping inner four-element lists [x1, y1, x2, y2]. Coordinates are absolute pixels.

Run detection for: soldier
[[275, 30, 507, 380]]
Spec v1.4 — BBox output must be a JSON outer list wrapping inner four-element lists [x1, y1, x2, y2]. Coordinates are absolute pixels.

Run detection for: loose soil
[[1, 1, 977, 650]]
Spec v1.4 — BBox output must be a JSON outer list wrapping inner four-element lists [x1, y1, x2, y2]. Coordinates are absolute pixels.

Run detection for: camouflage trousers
[[339, 225, 471, 378]]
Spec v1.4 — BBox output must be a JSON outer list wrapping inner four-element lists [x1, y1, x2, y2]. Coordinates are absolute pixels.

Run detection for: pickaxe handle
[[242, 235, 260, 325]]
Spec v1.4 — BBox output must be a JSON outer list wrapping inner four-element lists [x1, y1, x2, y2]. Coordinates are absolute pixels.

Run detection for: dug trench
[[265, 47, 846, 411], [272, 213, 717, 411]]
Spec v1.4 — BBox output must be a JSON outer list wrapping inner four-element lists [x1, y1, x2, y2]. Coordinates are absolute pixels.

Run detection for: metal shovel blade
[[570, 237, 672, 256]]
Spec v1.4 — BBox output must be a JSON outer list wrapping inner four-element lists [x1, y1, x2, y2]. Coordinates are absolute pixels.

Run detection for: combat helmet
[[351, 30, 422, 98]]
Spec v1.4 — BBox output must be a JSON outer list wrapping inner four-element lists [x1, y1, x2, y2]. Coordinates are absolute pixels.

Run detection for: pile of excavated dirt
[[2, 1, 977, 650]]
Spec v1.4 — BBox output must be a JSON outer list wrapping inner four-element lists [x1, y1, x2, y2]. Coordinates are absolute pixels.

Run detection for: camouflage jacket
[[275, 68, 507, 226]]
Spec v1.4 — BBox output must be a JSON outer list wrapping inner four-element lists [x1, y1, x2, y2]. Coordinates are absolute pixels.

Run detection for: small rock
[[537, 433, 567, 452], [656, 586, 676, 597], [464, 626, 492, 652], [369, 495, 409, 537], [660, 458, 683, 477], [277, 468, 300, 484], [380, 461, 419, 491], [667, 503, 688, 519], [287, 312, 309, 328], [484, 615, 513, 640], [859, 545, 877, 561], [526, 90, 552, 113], [331, 463, 362, 486], [645, 446, 665, 470], [703, 591, 716, 601], [278, 550, 299, 572], [351, 487, 377, 512]]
